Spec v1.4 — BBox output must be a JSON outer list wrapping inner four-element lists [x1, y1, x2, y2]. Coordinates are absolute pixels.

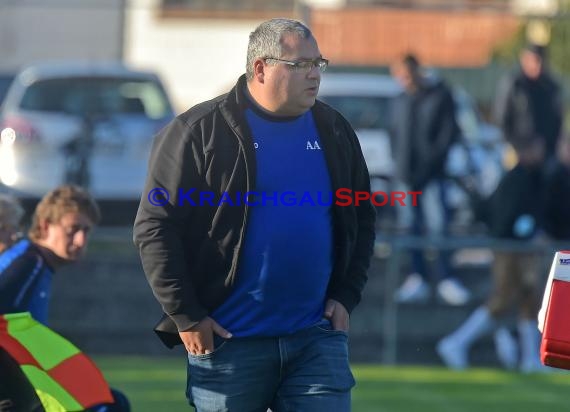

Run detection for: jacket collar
[[219, 74, 342, 192], [218, 75, 257, 191], [220, 74, 253, 144]]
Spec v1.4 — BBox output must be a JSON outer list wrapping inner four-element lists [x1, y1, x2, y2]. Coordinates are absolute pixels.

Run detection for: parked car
[[0, 62, 175, 201], [318, 73, 400, 180], [444, 87, 506, 217], [318, 72, 506, 224]]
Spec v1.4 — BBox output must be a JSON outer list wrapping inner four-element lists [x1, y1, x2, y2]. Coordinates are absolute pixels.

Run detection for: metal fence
[[376, 233, 568, 364]]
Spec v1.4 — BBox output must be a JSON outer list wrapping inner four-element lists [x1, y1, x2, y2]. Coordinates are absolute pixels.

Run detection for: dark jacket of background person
[[390, 78, 459, 191], [476, 162, 543, 240], [133, 74, 376, 347], [543, 158, 570, 240], [495, 68, 562, 157]]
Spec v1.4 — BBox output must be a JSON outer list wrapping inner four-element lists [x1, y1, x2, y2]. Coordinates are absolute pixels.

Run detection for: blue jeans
[[407, 180, 452, 281], [186, 321, 355, 411]]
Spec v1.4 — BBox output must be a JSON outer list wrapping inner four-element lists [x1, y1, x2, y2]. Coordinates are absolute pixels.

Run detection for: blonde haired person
[[0, 186, 131, 410], [0, 185, 99, 323]]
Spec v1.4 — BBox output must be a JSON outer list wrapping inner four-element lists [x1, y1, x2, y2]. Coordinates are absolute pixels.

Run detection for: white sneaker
[[494, 328, 518, 370], [437, 278, 471, 305], [437, 337, 468, 370], [394, 273, 430, 303]]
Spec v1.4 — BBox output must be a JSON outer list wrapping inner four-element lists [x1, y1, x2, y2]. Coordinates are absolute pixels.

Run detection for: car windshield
[[319, 95, 391, 130], [19, 77, 172, 119]]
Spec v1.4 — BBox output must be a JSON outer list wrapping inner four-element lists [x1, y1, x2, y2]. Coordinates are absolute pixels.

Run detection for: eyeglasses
[[264, 57, 329, 73]]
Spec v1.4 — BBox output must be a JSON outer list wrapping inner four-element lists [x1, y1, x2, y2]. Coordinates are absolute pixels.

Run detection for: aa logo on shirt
[[306, 140, 321, 150]]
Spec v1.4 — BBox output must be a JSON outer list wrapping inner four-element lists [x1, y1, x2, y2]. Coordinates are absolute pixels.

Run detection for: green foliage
[[549, 18, 570, 75], [492, 24, 527, 66], [493, 17, 570, 76]]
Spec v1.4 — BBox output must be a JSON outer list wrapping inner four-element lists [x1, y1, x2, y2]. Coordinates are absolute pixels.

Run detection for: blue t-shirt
[[211, 106, 333, 337], [0, 239, 53, 325]]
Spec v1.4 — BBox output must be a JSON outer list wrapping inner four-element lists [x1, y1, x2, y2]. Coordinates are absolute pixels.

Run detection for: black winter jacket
[[133, 75, 376, 347], [543, 160, 570, 240], [495, 70, 562, 157], [480, 163, 543, 240], [390, 79, 459, 191]]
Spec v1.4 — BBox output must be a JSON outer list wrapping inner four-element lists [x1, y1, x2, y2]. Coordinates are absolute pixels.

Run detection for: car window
[[319, 95, 391, 130], [19, 77, 172, 119]]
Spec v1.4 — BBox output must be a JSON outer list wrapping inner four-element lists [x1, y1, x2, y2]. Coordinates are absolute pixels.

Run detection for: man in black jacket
[[495, 43, 563, 160], [390, 54, 470, 306], [134, 18, 375, 411]]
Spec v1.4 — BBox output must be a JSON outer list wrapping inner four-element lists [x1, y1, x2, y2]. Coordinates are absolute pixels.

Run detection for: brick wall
[[311, 8, 520, 67]]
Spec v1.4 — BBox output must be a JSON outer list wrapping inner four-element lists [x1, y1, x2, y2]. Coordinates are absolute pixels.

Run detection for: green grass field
[[95, 357, 570, 412]]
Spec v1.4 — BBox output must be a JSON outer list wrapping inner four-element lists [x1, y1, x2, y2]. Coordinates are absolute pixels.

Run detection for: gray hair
[[246, 18, 313, 81]]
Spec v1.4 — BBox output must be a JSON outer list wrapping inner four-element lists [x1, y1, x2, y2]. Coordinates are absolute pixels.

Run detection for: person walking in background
[[437, 137, 546, 373], [0, 185, 130, 411], [0, 194, 24, 254], [439, 41, 565, 373], [390, 54, 470, 305], [495, 43, 563, 161], [134, 18, 376, 411]]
